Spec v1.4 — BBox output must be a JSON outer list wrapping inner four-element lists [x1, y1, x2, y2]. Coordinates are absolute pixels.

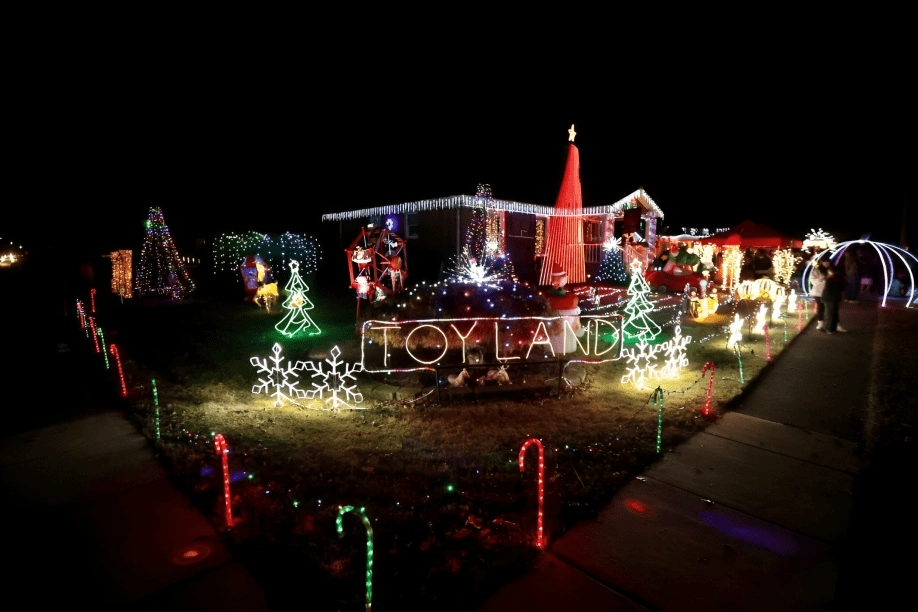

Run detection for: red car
[[644, 264, 707, 294]]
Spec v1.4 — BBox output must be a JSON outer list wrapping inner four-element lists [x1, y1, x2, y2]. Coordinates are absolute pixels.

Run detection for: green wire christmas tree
[[622, 260, 661, 342], [275, 260, 321, 337]]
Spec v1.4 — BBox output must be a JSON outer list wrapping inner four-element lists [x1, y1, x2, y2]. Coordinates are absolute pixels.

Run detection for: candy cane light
[[336, 505, 374, 612], [519, 438, 546, 549], [213, 434, 234, 528], [109, 344, 127, 397]]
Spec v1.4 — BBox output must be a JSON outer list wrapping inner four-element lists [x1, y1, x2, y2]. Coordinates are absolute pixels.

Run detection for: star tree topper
[[568, 124, 577, 142]]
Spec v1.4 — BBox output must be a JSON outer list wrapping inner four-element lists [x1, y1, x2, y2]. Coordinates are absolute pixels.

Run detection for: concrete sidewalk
[[0, 310, 270, 610], [476, 300, 901, 611]]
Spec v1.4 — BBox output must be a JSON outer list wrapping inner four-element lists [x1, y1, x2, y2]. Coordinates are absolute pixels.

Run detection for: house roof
[[320, 188, 664, 222]]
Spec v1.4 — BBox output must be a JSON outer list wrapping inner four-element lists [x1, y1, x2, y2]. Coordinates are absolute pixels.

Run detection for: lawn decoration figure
[[255, 282, 278, 310], [448, 368, 472, 387], [478, 365, 511, 386]]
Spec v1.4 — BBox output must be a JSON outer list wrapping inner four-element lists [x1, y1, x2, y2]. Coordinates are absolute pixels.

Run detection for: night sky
[[7, 27, 915, 262]]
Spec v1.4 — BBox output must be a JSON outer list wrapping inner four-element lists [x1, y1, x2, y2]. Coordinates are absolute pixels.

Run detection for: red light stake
[[701, 362, 716, 417], [797, 301, 804, 332], [519, 437, 546, 549], [90, 288, 97, 313], [110, 344, 128, 397], [88, 317, 101, 353], [214, 434, 234, 528]]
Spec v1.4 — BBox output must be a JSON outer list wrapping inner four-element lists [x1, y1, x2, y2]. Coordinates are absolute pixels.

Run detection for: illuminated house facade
[[322, 127, 663, 285], [321, 188, 663, 285]]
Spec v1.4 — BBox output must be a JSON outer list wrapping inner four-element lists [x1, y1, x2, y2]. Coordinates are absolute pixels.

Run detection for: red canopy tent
[[702, 220, 802, 249]]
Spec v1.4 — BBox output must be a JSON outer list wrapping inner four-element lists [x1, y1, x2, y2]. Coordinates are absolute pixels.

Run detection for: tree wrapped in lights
[[135, 207, 194, 298], [275, 260, 321, 337], [465, 184, 491, 258], [622, 260, 661, 342], [595, 236, 627, 284], [448, 184, 517, 285], [772, 249, 796, 285]]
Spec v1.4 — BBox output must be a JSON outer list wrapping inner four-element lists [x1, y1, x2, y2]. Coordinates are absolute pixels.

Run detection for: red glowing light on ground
[[624, 498, 656, 518]]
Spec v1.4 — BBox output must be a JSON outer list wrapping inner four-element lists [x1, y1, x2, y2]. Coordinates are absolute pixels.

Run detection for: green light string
[[336, 505, 374, 612], [96, 327, 110, 369], [152, 379, 160, 442], [734, 344, 745, 384], [653, 387, 664, 454], [783, 315, 788, 343]]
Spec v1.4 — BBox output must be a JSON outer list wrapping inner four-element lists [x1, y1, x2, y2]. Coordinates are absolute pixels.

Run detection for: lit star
[[568, 124, 577, 142]]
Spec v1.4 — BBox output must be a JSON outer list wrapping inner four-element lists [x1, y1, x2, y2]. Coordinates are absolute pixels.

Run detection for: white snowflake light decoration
[[301, 346, 365, 412], [620, 339, 661, 390], [658, 324, 693, 378], [251, 343, 307, 407]]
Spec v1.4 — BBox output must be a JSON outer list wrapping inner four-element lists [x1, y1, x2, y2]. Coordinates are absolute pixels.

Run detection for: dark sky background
[[6, 22, 915, 265]]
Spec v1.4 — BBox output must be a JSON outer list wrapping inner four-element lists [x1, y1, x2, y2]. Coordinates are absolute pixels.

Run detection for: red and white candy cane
[[214, 434, 234, 528], [519, 438, 546, 549], [109, 343, 127, 397], [701, 362, 716, 417]]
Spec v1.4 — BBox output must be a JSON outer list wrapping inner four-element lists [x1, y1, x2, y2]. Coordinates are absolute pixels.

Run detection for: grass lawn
[[96, 277, 807, 611]]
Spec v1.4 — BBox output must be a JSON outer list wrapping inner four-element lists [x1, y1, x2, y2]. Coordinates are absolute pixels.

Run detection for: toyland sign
[[360, 315, 625, 372]]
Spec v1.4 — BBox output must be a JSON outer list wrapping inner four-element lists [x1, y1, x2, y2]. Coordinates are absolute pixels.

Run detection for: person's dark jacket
[[822, 273, 843, 303]]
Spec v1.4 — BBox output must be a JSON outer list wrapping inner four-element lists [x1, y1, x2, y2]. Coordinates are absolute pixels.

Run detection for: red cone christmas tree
[[539, 124, 586, 286]]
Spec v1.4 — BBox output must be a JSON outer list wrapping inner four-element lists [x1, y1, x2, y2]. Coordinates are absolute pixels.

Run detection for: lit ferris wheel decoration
[[801, 238, 918, 308]]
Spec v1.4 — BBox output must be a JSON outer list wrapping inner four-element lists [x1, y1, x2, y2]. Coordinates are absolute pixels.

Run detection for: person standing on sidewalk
[[810, 256, 830, 330], [821, 263, 847, 333]]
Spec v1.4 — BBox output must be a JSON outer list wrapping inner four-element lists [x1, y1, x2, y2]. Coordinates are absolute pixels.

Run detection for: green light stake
[[653, 386, 664, 454], [152, 379, 160, 442], [96, 328, 110, 369], [783, 316, 788, 343], [337, 505, 373, 612], [734, 344, 745, 384]]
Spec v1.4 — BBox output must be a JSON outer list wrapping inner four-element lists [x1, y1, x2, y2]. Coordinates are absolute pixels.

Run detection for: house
[[321, 129, 664, 286]]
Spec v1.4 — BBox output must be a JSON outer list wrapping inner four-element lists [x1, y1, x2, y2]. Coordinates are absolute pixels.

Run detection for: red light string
[[214, 434, 234, 528], [90, 288, 97, 313], [519, 437, 546, 549], [88, 317, 101, 353], [109, 344, 128, 397]]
